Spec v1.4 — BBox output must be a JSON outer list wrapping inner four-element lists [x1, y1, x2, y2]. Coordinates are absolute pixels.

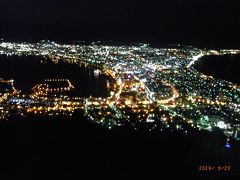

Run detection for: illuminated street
[[0, 41, 239, 141]]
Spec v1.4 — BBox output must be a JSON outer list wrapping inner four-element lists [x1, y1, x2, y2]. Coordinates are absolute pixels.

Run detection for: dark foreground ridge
[[1, 113, 240, 180]]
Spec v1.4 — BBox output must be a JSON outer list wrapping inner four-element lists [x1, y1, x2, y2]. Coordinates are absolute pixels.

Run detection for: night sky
[[0, 0, 239, 47]]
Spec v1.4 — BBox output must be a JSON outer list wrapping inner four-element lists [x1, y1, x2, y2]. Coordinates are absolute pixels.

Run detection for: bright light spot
[[225, 143, 230, 148]]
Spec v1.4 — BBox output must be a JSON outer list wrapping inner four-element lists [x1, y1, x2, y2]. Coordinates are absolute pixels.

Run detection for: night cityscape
[[0, 0, 240, 180]]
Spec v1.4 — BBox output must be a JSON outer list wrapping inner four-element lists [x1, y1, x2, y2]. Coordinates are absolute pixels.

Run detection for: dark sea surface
[[0, 54, 109, 97], [0, 55, 240, 180], [194, 54, 240, 84]]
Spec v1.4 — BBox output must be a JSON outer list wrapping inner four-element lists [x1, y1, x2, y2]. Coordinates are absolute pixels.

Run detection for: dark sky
[[0, 0, 239, 47]]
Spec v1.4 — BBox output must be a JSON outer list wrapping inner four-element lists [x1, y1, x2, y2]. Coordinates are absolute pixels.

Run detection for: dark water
[[194, 54, 240, 84], [0, 54, 109, 97], [0, 55, 240, 180], [0, 82, 12, 93]]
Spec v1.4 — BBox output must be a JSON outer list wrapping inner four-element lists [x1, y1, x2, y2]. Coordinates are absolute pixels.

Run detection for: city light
[[0, 41, 239, 140]]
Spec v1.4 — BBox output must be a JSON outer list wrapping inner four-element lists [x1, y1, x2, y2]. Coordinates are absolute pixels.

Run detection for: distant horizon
[[1, 37, 240, 49]]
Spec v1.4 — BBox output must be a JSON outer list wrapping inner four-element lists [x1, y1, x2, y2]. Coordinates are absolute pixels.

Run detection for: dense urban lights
[[0, 41, 240, 140]]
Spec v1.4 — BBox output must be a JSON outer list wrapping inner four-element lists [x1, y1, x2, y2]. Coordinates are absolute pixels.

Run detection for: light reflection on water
[[0, 55, 109, 97]]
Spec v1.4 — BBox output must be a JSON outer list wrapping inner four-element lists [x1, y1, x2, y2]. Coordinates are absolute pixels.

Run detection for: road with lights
[[0, 41, 240, 141]]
